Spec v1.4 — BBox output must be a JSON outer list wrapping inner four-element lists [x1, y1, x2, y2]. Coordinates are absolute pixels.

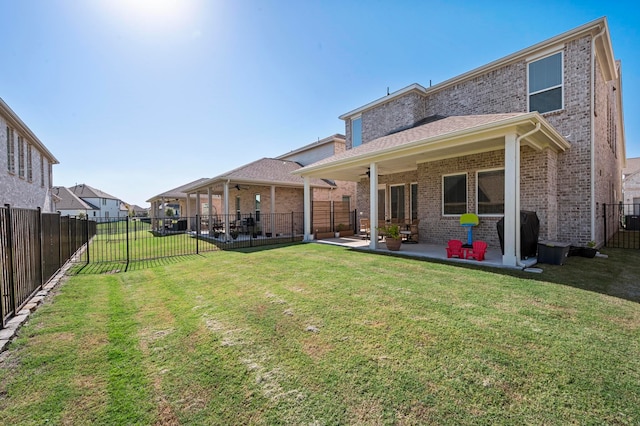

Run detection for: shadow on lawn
[[376, 247, 640, 304]]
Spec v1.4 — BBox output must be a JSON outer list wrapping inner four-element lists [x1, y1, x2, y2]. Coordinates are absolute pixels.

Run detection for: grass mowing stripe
[[104, 275, 154, 424]]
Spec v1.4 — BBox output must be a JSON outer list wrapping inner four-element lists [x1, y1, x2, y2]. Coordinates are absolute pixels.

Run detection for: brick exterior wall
[[0, 115, 55, 212], [347, 33, 624, 247]]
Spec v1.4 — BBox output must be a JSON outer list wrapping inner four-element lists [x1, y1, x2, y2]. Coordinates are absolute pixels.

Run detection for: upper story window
[[477, 169, 504, 215], [443, 173, 467, 216], [528, 51, 563, 113], [6, 126, 15, 173], [351, 116, 362, 148], [26, 144, 33, 182], [40, 157, 45, 187], [17, 135, 25, 178]]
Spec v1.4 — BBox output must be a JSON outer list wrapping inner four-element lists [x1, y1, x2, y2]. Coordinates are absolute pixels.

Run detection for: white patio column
[[208, 187, 213, 234], [270, 185, 276, 237], [503, 132, 519, 267], [303, 176, 312, 241], [369, 162, 379, 249], [185, 194, 190, 230], [223, 181, 230, 240]]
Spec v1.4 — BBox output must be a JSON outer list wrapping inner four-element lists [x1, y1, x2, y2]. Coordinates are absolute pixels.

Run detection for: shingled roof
[[304, 113, 529, 169], [146, 178, 210, 202], [190, 158, 334, 192], [69, 184, 120, 201], [52, 186, 97, 210]]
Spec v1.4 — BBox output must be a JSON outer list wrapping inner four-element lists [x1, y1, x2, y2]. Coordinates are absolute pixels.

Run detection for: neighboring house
[[1, 97, 59, 211], [623, 157, 640, 215], [187, 134, 356, 239], [52, 186, 98, 217], [294, 17, 625, 268], [128, 204, 149, 217], [68, 184, 127, 221], [147, 178, 218, 223]]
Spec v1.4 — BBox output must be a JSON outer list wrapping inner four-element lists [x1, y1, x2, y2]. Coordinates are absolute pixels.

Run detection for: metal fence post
[[37, 207, 44, 288], [603, 203, 607, 248], [85, 217, 90, 265], [291, 211, 294, 242], [196, 214, 200, 254], [125, 217, 130, 272], [4, 204, 16, 321]]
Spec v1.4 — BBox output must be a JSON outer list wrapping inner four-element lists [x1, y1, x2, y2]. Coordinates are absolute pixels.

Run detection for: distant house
[[67, 184, 127, 221], [128, 204, 149, 217], [1, 97, 59, 211], [147, 178, 218, 222], [623, 157, 640, 215], [294, 18, 625, 267], [186, 134, 356, 239], [52, 186, 98, 217]]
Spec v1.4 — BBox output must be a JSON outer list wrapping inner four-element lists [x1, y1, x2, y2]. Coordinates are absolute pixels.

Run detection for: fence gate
[[603, 203, 640, 249]]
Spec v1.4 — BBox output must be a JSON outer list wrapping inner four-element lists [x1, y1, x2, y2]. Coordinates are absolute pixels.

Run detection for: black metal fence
[[603, 203, 640, 249], [1, 205, 94, 329], [79, 212, 305, 271]]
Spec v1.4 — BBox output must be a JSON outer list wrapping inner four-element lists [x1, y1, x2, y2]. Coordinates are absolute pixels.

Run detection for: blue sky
[[1, 0, 638, 206]]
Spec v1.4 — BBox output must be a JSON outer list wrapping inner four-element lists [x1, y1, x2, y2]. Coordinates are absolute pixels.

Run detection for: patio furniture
[[359, 218, 370, 239], [460, 213, 479, 247], [400, 219, 419, 243], [465, 240, 487, 261], [446, 239, 464, 258]]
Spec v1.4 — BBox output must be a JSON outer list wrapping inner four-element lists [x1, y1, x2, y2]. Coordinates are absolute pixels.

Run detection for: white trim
[[476, 168, 505, 217], [442, 172, 468, 217], [527, 51, 564, 114]]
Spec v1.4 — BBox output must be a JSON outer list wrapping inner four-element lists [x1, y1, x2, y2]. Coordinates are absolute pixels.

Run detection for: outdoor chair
[[446, 239, 464, 258], [359, 218, 370, 239], [466, 240, 488, 261]]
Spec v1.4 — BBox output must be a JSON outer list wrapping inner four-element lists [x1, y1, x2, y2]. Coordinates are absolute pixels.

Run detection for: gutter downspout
[[515, 122, 541, 268], [590, 26, 607, 243]]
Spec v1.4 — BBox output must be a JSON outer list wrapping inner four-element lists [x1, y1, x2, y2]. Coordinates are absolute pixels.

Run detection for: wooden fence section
[[1, 205, 94, 329]]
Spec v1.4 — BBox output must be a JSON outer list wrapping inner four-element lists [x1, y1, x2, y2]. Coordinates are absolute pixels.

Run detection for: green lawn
[[1, 244, 639, 424]]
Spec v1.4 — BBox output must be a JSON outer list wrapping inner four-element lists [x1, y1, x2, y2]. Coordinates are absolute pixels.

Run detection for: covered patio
[[293, 112, 570, 268], [314, 236, 539, 270]]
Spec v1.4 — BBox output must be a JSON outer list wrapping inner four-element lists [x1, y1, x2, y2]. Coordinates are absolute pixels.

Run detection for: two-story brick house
[[294, 17, 625, 268], [1, 98, 58, 211]]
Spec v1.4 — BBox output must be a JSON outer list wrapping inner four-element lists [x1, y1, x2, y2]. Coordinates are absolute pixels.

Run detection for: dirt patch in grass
[[302, 337, 333, 360]]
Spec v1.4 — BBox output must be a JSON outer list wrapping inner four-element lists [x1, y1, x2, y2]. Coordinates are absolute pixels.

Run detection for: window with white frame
[[528, 51, 563, 113], [255, 193, 261, 222], [17, 135, 24, 177], [390, 184, 405, 222], [236, 195, 241, 220], [443, 173, 467, 215], [6, 126, 15, 173], [351, 116, 362, 148], [40, 157, 45, 186], [27, 144, 33, 182], [477, 169, 504, 215]]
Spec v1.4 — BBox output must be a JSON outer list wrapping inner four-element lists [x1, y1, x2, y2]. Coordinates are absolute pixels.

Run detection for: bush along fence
[[603, 203, 640, 249], [1, 205, 95, 330]]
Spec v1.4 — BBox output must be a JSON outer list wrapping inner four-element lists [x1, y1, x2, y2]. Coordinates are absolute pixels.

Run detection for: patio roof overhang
[[292, 112, 570, 182], [185, 177, 332, 195]]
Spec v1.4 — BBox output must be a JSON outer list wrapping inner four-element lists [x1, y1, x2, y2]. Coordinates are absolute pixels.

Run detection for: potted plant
[[378, 223, 402, 251], [230, 229, 239, 240], [582, 240, 597, 258]]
